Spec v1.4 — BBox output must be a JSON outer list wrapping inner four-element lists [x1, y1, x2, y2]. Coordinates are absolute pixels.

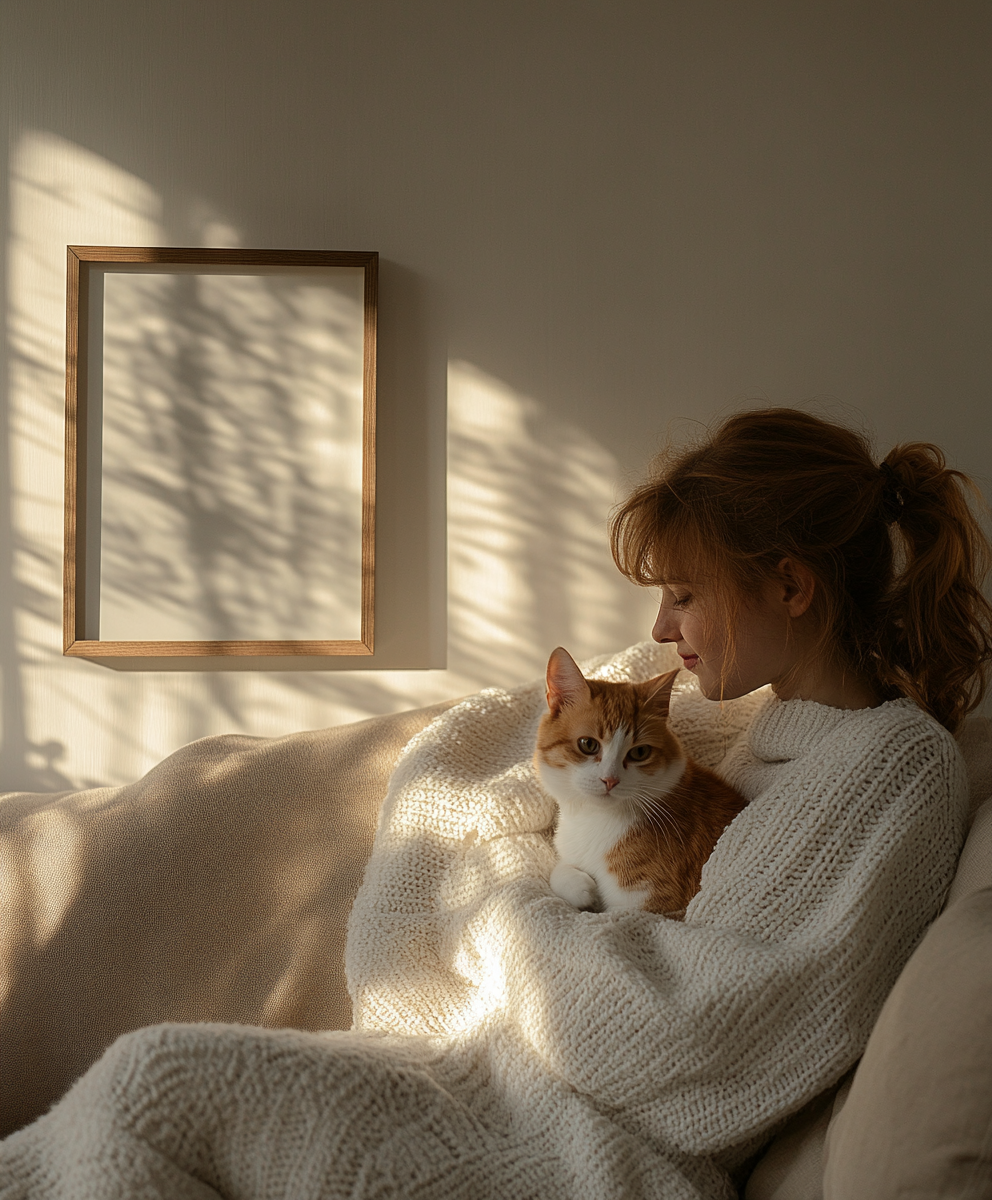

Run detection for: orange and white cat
[[535, 647, 748, 917]]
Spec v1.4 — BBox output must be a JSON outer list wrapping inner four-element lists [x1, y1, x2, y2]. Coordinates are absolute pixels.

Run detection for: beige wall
[[1, 1, 989, 790]]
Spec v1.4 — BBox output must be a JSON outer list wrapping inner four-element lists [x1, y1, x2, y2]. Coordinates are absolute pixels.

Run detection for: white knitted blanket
[[0, 643, 969, 1200]]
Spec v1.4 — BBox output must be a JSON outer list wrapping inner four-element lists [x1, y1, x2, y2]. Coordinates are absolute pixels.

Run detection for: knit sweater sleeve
[[346, 655, 968, 1158]]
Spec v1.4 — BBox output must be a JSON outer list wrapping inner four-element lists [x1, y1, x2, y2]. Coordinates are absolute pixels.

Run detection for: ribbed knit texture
[[0, 643, 969, 1200]]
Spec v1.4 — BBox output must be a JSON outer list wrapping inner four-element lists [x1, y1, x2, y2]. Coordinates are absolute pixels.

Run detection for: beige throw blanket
[[0, 643, 968, 1199]]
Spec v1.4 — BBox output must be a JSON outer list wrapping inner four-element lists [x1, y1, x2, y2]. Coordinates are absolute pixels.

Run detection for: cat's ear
[[640, 668, 680, 717], [546, 647, 591, 716]]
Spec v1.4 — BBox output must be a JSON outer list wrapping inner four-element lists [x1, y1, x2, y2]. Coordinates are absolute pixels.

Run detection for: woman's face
[[651, 576, 801, 700]]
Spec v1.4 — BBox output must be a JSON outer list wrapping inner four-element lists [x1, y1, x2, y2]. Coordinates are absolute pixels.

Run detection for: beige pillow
[[947, 794, 992, 908], [0, 701, 455, 1138], [822, 887, 992, 1199], [958, 715, 992, 823]]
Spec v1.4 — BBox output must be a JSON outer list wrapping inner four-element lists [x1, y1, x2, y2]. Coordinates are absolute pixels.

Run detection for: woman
[[2, 409, 989, 1199], [613, 407, 990, 727]]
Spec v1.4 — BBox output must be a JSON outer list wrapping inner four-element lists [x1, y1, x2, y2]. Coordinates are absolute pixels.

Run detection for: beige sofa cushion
[[0, 701, 455, 1138], [744, 1075, 858, 1200], [822, 885, 992, 1199]]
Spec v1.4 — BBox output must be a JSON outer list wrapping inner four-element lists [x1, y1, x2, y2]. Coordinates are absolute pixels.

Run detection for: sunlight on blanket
[[450, 920, 511, 1030]]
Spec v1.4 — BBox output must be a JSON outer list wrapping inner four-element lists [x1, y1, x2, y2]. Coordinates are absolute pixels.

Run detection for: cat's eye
[[626, 745, 652, 763], [577, 737, 600, 755]]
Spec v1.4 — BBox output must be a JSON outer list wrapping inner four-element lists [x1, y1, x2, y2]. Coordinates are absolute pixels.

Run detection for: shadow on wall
[[0, 130, 656, 792], [3, 130, 163, 792], [447, 360, 655, 690]]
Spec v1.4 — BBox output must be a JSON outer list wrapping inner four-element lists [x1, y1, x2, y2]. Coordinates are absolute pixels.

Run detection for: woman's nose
[[652, 605, 679, 643]]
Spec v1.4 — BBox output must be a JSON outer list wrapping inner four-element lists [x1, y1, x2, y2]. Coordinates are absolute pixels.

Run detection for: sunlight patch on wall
[[9, 133, 162, 644], [3, 132, 381, 790], [5, 132, 164, 789], [446, 361, 657, 690]]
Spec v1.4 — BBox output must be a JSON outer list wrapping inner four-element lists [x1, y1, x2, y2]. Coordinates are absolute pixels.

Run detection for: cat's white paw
[[550, 862, 599, 910]]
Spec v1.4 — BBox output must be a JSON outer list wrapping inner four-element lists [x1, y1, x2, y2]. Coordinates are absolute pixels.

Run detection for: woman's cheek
[[682, 613, 707, 656]]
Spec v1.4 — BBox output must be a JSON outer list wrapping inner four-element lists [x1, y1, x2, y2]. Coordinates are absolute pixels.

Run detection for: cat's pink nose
[[601, 776, 619, 793]]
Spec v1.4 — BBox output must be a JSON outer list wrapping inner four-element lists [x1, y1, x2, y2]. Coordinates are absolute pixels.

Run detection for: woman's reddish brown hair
[[610, 408, 992, 732]]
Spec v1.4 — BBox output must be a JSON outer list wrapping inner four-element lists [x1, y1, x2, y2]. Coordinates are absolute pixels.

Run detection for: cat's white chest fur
[[551, 806, 652, 912]]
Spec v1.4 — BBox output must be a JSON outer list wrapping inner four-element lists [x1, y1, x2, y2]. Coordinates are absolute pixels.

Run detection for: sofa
[[1, 698, 990, 1198]]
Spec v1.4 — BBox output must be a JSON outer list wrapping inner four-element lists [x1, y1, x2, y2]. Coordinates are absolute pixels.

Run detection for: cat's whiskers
[[640, 808, 680, 862], [639, 801, 681, 849], [632, 790, 688, 853]]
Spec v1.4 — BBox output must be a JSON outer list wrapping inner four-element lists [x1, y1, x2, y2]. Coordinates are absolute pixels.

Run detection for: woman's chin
[[696, 674, 754, 702]]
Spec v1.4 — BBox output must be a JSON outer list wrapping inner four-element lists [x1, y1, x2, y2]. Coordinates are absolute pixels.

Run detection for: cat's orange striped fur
[[535, 647, 748, 917]]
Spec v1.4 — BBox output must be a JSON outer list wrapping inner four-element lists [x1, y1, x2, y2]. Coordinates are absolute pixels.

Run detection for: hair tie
[[879, 461, 905, 524]]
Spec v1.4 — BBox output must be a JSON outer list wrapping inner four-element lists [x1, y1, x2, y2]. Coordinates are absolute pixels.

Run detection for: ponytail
[[875, 444, 992, 731], [611, 409, 992, 732]]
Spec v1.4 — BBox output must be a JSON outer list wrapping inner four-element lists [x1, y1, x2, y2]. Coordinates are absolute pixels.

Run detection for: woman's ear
[[775, 558, 816, 618]]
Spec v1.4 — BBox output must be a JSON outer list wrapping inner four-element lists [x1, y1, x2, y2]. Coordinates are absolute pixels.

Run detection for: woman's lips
[[679, 654, 700, 669]]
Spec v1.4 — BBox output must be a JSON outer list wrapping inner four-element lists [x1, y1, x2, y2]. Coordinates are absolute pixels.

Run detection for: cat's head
[[534, 647, 685, 814]]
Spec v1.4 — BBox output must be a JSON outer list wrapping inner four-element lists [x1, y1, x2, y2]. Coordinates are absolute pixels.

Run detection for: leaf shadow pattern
[[96, 267, 365, 643]]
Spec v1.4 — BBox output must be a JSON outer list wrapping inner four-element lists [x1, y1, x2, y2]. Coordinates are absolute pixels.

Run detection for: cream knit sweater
[[0, 643, 968, 1200]]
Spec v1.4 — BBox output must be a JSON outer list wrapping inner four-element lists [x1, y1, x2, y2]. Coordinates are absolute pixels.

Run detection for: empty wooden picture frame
[[64, 246, 377, 659]]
